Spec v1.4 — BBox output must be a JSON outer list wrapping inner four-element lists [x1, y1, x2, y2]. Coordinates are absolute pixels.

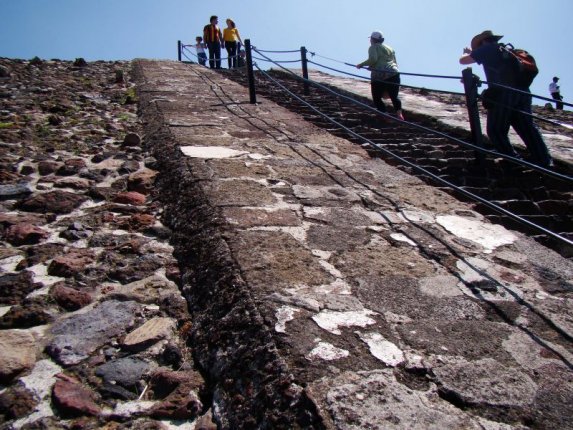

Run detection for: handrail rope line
[[306, 49, 462, 80], [476, 81, 573, 128], [306, 59, 466, 97], [259, 47, 572, 149], [188, 42, 573, 109], [253, 48, 300, 54], [252, 48, 571, 182], [182, 46, 248, 70], [483, 97, 573, 128], [484, 80, 573, 109], [307, 46, 573, 108], [254, 64, 573, 246], [255, 58, 302, 64], [192, 63, 573, 354], [292, 69, 572, 182], [183, 44, 244, 62]]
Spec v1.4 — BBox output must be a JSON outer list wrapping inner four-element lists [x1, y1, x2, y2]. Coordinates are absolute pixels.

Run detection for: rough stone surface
[[46, 300, 140, 366], [52, 379, 101, 417], [17, 190, 88, 214], [50, 284, 93, 311], [95, 356, 153, 389], [0, 57, 571, 429], [122, 317, 176, 351], [4, 223, 50, 246], [0, 330, 36, 383]]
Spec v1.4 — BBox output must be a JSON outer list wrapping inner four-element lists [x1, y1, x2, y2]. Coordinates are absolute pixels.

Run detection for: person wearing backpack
[[459, 30, 553, 168]]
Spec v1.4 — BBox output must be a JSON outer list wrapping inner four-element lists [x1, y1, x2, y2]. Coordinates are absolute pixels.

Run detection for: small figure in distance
[[549, 76, 563, 110], [237, 48, 246, 68], [203, 15, 223, 69], [356, 31, 404, 121], [195, 36, 207, 67], [459, 30, 553, 168], [223, 18, 243, 69]]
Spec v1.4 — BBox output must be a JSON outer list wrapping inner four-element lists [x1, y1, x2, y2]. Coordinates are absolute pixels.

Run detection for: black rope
[[306, 49, 461, 80], [254, 64, 573, 247], [484, 96, 573, 129], [480, 82, 573, 129], [485, 80, 573, 109], [307, 59, 465, 97], [252, 48, 572, 183], [254, 48, 301, 54]]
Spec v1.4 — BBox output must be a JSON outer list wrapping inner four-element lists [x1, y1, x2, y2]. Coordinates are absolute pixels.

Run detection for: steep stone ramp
[[135, 60, 573, 429]]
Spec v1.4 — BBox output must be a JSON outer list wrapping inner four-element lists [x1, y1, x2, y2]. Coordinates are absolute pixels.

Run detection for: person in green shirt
[[357, 31, 404, 120]]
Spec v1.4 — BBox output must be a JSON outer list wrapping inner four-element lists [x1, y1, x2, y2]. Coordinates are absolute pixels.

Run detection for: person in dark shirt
[[459, 30, 552, 168], [203, 15, 223, 69]]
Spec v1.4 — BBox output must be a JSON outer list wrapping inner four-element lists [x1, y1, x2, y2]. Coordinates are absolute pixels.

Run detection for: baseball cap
[[370, 31, 383, 41]]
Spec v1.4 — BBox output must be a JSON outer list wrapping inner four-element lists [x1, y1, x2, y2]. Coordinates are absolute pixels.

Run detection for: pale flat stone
[[358, 332, 405, 366], [312, 309, 377, 335], [122, 317, 176, 350], [306, 342, 349, 361], [275, 306, 300, 333], [105, 274, 180, 304], [436, 215, 517, 253], [180, 146, 248, 159], [0, 329, 37, 383]]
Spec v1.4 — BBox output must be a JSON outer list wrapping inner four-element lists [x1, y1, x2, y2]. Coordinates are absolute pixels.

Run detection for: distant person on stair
[[356, 31, 404, 121], [549, 76, 563, 110]]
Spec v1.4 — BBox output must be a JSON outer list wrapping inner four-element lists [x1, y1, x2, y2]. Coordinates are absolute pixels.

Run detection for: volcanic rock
[[46, 300, 140, 366], [51, 284, 92, 311], [95, 356, 153, 390], [52, 379, 100, 417], [0, 271, 40, 305], [0, 330, 36, 383], [17, 190, 88, 214], [4, 223, 49, 246]]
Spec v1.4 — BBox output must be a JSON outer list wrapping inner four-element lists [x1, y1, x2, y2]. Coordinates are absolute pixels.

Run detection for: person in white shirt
[[549, 76, 563, 110], [195, 36, 207, 67]]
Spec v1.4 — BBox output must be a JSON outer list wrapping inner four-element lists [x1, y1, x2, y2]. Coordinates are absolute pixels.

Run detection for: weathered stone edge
[[132, 60, 325, 429]]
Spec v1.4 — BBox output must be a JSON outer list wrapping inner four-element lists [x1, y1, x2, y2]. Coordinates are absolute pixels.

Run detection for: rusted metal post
[[177, 40, 182, 62], [245, 39, 257, 104], [462, 67, 483, 150], [301, 46, 309, 95]]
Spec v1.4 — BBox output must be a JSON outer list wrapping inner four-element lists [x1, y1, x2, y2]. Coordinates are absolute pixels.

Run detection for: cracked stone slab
[[433, 358, 537, 408], [311, 369, 485, 429]]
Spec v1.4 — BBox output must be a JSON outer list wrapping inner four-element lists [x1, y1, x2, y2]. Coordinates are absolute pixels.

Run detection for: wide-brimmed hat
[[370, 31, 383, 41], [471, 30, 503, 50]]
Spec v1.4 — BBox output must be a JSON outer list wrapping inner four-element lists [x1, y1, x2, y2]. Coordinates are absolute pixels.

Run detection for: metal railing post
[[245, 39, 257, 104], [462, 67, 483, 150], [301, 46, 309, 95], [177, 40, 182, 62]]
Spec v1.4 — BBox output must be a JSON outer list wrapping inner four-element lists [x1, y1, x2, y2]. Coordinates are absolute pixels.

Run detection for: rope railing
[[178, 39, 573, 172], [306, 58, 466, 97], [253, 48, 300, 54], [254, 63, 573, 247], [180, 40, 572, 112], [485, 80, 573, 109], [181, 42, 246, 68], [177, 38, 573, 248], [252, 46, 572, 182]]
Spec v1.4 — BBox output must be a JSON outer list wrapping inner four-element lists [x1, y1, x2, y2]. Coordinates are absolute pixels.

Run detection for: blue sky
[[1, 0, 571, 108]]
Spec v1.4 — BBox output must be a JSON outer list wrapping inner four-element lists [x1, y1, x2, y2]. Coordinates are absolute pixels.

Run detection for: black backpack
[[499, 43, 539, 88]]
